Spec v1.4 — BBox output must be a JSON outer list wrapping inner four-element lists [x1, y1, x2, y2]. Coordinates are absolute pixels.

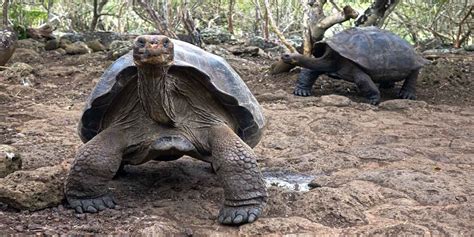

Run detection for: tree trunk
[[309, 0, 358, 43], [263, 1, 269, 39], [228, 0, 235, 34], [117, 1, 128, 32], [454, 5, 472, 48], [301, 0, 311, 56], [355, 0, 400, 27], [2, 0, 9, 27], [180, 0, 202, 47], [90, 0, 108, 31], [47, 0, 53, 21], [253, 0, 263, 36], [135, 0, 177, 38]]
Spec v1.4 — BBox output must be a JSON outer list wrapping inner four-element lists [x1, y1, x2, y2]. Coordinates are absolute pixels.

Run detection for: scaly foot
[[218, 200, 265, 225], [68, 194, 116, 213]]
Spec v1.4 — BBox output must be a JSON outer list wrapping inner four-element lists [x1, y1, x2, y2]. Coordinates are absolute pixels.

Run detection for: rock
[[6, 62, 34, 76], [227, 45, 266, 57], [139, 222, 180, 235], [64, 41, 91, 55], [246, 36, 278, 49], [86, 39, 106, 52], [55, 48, 66, 55], [256, 89, 288, 102], [0, 91, 9, 104], [44, 39, 60, 51], [203, 45, 232, 57], [464, 44, 474, 51], [9, 48, 41, 64], [1, 62, 35, 84], [16, 39, 45, 52], [0, 28, 17, 66], [200, 28, 234, 44], [59, 38, 72, 49], [357, 169, 471, 205], [295, 181, 383, 228], [0, 145, 22, 178], [319, 95, 352, 107], [0, 162, 69, 211], [107, 40, 132, 60], [344, 223, 429, 236], [60, 32, 126, 47], [59, 33, 85, 44], [379, 99, 427, 110], [346, 145, 410, 162]]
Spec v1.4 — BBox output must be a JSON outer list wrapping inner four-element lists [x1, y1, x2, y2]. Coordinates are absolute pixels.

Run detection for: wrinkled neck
[[137, 65, 174, 124], [294, 54, 337, 72]]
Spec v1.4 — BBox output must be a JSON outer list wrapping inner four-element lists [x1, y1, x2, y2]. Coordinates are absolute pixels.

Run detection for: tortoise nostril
[[162, 38, 170, 48], [136, 37, 146, 47]]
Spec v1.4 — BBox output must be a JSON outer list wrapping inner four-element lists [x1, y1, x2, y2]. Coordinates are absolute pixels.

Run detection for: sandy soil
[[0, 44, 473, 235]]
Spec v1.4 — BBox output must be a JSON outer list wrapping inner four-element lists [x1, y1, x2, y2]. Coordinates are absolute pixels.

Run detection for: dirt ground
[[0, 44, 473, 235]]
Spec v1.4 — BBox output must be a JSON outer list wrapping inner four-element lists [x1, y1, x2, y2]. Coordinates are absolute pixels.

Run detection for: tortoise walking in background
[[281, 27, 429, 105], [65, 35, 267, 225]]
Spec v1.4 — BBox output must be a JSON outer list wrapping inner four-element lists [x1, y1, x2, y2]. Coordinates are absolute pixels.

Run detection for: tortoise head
[[133, 35, 174, 67], [281, 53, 299, 65]]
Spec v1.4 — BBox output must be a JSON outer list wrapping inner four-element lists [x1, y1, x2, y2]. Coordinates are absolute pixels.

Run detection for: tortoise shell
[[79, 40, 265, 147], [315, 27, 427, 73]]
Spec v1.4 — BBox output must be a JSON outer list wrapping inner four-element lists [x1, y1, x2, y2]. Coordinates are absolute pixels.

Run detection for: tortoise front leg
[[294, 69, 322, 97], [65, 128, 126, 213], [399, 69, 419, 100], [209, 125, 267, 225]]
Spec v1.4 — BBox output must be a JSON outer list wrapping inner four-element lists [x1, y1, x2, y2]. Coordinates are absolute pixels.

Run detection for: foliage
[[4, 0, 472, 47]]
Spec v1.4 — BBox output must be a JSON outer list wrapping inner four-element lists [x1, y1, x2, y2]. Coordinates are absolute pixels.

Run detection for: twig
[[454, 5, 473, 48]]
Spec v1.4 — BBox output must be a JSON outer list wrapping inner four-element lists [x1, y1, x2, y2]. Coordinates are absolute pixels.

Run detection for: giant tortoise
[[281, 26, 428, 105], [65, 35, 267, 225]]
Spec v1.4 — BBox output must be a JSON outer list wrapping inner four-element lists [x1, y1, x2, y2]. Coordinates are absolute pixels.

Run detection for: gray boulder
[[0, 145, 22, 178], [107, 40, 133, 60], [200, 28, 234, 44], [0, 162, 69, 210], [64, 41, 91, 55]]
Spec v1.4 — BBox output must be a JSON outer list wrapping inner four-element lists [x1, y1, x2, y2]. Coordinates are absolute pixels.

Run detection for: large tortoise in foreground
[[65, 35, 267, 225], [282, 26, 429, 105]]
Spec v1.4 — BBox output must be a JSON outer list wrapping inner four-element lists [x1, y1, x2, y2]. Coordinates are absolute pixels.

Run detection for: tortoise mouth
[[133, 50, 174, 67]]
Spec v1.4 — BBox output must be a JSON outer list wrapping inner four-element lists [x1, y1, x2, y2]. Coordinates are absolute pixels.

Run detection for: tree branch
[[454, 5, 473, 48], [355, 0, 400, 27], [263, 0, 297, 52]]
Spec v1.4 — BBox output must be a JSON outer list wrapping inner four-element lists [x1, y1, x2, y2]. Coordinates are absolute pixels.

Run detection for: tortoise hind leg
[[209, 125, 267, 225], [399, 69, 419, 100], [65, 128, 126, 213]]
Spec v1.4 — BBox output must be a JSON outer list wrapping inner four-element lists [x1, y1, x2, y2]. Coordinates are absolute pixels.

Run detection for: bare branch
[[263, 0, 297, 52]]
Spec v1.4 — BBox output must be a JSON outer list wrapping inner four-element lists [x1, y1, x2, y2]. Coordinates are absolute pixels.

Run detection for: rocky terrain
[[0, 38, 472, 235]]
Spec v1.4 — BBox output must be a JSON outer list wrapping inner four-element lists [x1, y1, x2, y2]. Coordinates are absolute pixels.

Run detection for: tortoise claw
[[398, 90, 416, 100], [368, 94, 381, 105], [218, 203, 264, 225], [294, 87, 313, 97], [68, 194, 116, 214]]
